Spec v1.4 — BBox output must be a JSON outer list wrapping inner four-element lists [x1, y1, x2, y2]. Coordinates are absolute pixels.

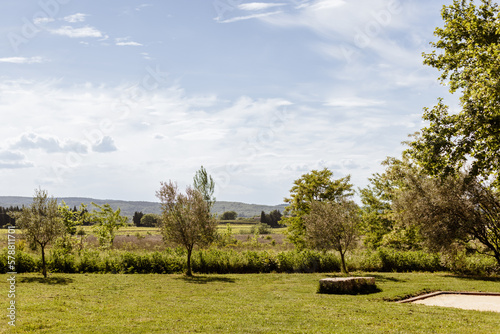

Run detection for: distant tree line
[[260, 210, 282, 228], [0, 206, 22, 227], [132, 211, 161, 227]]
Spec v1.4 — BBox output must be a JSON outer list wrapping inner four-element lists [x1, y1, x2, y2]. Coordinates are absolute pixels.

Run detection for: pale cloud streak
[[0, 57, 44, 64], [50, 26, 103, 38], [238, 3, 287, 11], [63, 13, 88, 23]]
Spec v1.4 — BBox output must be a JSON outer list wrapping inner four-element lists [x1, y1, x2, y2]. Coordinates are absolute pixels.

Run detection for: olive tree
[[14, 189, 65, 278], [156, 181, 217, 276], [303, 199, 360, 273], [392, 170, 500, 265], [282, 168, 354, 249]]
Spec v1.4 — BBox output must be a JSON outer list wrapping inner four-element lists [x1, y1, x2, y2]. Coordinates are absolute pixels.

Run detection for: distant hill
[[0, 196, 286, 219]]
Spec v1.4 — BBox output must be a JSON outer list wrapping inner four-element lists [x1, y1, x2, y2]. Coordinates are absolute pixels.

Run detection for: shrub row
[[0, 247, 497, 275]]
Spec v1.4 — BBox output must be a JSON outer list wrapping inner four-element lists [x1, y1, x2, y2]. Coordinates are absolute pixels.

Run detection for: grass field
[[2, 272, 500, 333]]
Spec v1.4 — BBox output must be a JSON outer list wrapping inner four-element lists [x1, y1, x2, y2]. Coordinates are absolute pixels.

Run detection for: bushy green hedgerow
[[0, 247, 497, 275]]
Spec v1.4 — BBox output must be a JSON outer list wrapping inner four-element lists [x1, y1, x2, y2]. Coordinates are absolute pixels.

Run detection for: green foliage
[[216, 223, 238, 247], [359, 173, 395, 249], [260, 210, 283, 228], [408, 0, 500, 186], [157, 181, 217, 276], [12, 189, 65, 277], [2, 247, 499, 275], [91, 203, 128, 249], [139, 213, 161, 227], [132, 211, 144, 226], [193, 165, 216, 210], [391, 166, 500, 265], [304, 199, 360, 273], [250, 223, 271, 235], [220, 211, 238, 220], [282, 168, 354, 249]]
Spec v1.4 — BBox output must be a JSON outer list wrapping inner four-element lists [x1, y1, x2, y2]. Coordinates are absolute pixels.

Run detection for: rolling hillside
[[0, 196, 286, 218]]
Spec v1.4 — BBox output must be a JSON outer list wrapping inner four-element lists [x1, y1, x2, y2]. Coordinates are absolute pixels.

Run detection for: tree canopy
[[282, 168, 354, 249], [304, 199, 360, 273], [13, 189, 65, 278], [408, 0, 500, 185], [156, 181, 217, 276], [193, 165, 216, 210]]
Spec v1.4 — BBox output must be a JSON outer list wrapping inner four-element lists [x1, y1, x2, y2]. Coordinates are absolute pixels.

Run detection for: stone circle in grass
[[318, 277, 377, 294]]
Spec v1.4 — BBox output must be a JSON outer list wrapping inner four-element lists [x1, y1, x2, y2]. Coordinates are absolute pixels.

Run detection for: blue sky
[[0, 0, 459, 205]]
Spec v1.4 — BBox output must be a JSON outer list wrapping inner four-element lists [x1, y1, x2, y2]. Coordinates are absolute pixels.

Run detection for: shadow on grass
[[19, 277, 74, 285], [318, 286, 383, 295], [369, 274, 406, 283], [443, 274, 500, 282], [175, 275, 237, 284]]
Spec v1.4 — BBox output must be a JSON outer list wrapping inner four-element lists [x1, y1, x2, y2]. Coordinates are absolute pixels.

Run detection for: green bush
[[0, 246, 497, 275], [250, 223, 271, 235]]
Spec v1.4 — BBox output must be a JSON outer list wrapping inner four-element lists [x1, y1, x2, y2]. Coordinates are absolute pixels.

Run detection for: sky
[[0, 0, 460, 205]]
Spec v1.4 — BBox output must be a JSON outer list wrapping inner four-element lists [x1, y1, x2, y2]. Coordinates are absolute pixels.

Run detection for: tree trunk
[[41, 244, 47, 278], [186, 247, 193, 277], [340, 251, 348, 274]]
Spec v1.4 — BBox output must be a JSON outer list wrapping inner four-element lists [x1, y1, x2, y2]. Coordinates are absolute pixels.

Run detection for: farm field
[[2, 272, 500, 333]]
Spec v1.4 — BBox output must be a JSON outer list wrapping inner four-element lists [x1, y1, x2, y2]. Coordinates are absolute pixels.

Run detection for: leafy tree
[[58, 201, 88, 235], [359, 173, 394, 249], [140, 213, 161, 227], [12, 189, 65, 278], [392, 169, 500, 265], [193, 165, 216, 210], [156, 181, 217, 276], [282, 168, 354, 249], [133, 211, 144, 226], [408, 0, 500, 186], [91, 203, 128, 249], [57, 202, 88, 253], [221, 211, 238, 220], [303, 199, 360, 273], [268, 209, 283, 228], [1, 206, 20, 227], [260, 211, 269, 225], [260, 210, 283, 228]]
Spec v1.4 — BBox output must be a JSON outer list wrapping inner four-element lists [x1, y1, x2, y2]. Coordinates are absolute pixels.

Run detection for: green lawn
[[2, 272, 500, 333]]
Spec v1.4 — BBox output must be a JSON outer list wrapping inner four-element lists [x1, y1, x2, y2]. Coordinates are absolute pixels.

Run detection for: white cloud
[[325, 97, 385, 108], [63, 13, 88, 23], [239, 3, 287, 11], [116, 41, 143, 46], [34, 17, 55, 25], [217, 11, 283, 23], [0, 150, 34, 169], [116, 37, 142, 46], [136, 4, 153, 11], [10, 133, 88, 154], [141, 52, 152, 60], [0, 57, 44, 64], [92, 136, 118, 153], [50, 26, 103, 38]]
